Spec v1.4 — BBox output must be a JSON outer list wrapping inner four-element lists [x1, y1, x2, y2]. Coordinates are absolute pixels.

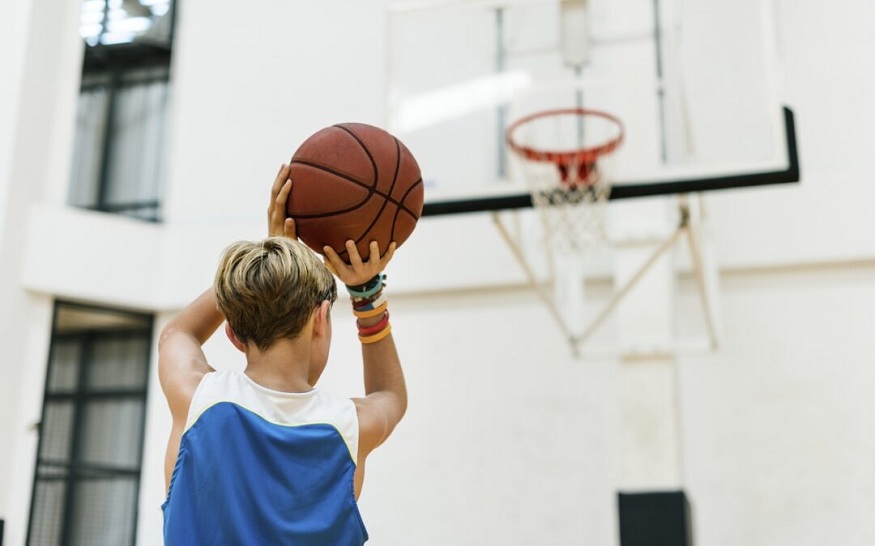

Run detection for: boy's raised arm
[[157, 289, 223, 415], [322, 241, 407, 457]]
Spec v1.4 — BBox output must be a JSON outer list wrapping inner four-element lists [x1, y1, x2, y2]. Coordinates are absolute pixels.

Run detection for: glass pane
[[68, 86, 110, 210], [28, 480, 66, 546], [86, 336, 148, 390], [69, 478, 137, 546], [29, 305, 153, 546], [103, 80, 168, 221], [79, 399, 144, 468], [37, 465, 69, 480], [80, 0, 174, 47], [55, 304, 152, 333], [47, 341, 81, 392], [39, 402, 75, 463]]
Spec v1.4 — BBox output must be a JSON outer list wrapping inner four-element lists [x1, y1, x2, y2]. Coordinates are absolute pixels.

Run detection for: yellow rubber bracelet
[[359, 324, 392, 344], [353, 301, 388, 319]]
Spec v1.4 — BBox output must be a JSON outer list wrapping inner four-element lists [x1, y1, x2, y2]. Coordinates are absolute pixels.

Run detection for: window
[[79, 0, 174, 48], [27, 303, 153, 546], [68, 0, 176, 222], [69, 68, 170, 221]]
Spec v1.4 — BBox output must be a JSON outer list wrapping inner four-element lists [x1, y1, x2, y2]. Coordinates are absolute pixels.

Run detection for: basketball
[[287, 123, 424, 262]]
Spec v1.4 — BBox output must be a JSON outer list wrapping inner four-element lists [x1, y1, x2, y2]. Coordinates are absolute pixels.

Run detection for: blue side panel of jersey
[[163, 402, 367, 546]]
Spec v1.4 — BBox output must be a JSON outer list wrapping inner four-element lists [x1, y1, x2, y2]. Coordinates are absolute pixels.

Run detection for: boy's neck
[[243, 340, 314, 393]]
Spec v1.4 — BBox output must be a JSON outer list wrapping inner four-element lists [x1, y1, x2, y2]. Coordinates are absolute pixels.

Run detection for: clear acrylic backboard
[[386, 0, 797, 216]]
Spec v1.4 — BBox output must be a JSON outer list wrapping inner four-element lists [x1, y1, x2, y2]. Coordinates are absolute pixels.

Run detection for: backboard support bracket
[[492, 195, 721, 357]]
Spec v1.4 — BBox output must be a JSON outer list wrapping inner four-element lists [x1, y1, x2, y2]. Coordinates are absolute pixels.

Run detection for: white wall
[[0, 0, 84, 543], [681, 265, 875, 545], [2, 0, 875, 545], [0, 0, 30, 222], [162, 0, 390, 228], [706, 0, 875, 269]]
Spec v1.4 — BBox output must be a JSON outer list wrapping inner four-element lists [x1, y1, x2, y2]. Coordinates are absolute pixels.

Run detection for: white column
[[610, 197, 683, 490]]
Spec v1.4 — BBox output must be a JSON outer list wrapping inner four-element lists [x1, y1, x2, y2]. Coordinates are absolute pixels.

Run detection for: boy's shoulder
[[190, 371, 360, 439], [183, 370, 362, 465]]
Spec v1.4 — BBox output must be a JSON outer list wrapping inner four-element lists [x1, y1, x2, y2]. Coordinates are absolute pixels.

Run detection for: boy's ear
[[225, 323, 246, 353], [312, 301, 331, 338]]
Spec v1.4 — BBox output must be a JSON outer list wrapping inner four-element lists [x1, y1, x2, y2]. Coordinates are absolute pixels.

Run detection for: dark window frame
[[26, 301, 154, 546], [70, 0, 178, 223]]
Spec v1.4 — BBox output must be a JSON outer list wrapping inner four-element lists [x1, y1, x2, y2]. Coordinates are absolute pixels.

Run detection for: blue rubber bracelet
[[346, 273, 385, 298]]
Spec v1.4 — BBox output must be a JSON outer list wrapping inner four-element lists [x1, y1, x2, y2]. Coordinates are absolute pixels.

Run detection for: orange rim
[[506, 108, 624, 178]]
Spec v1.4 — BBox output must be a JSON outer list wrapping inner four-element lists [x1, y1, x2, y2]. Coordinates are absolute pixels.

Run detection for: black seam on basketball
[[397, 178, 424, 218], [293, 128, 421, 260], [387, 179, 422, 237], [289, 159, 371, 191], [288, 160, 413, 218], [333, 125, 403, 248], [389, 137, 423, 217], [350, 136, 404, 249], [322, 135, 403, 252], [364, 136, 403, 242], [391, 200, 405, 238], [333, 125, 378, 185], [352, 200, 396, 249]]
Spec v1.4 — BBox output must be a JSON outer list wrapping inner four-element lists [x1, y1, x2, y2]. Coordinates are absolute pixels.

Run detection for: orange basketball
[[287, 123, 424, 262]]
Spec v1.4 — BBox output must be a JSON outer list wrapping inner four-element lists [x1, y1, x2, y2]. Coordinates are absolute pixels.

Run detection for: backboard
[[386, 0, 798, 216]]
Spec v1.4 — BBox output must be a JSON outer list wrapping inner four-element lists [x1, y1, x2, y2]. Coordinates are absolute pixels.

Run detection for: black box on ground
[[618, 491, 693, 546]]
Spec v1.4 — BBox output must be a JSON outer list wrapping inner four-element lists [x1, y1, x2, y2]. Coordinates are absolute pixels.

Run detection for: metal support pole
[[492, 211, 577, 346], [495, 7, 508, 179], [681, 198, 720, 349], [653, 0, 668, 163], [572, 224, 685, 349], [493, 198, 720, 356]]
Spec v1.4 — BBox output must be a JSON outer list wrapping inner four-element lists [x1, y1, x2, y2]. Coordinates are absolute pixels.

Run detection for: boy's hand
[[268, 163, 296, 239], [323, 240, 396, 287]]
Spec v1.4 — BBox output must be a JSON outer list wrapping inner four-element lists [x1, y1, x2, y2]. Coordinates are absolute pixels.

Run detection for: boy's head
[[215, 237, 337, 352]]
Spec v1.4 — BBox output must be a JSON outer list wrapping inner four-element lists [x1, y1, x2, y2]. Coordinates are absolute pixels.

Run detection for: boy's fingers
[[279, 178, 292, 199], [322, 256, 338, 276], [271, 164, 289, 199], [323, 246, 343, 272], [323, 244, 338, 260], [274, 179, 292, 212], [380, 242, 397, 269], [284, 218, 296, 240], [346, 240, 364, 269], [367, 241, 381, 267]]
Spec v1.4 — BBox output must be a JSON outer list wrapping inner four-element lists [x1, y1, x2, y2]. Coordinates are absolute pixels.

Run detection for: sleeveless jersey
[[162, 370, 368, 545]]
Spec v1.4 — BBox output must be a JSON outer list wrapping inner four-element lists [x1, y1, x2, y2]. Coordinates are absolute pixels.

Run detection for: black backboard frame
[[422, 107, 798, 217]]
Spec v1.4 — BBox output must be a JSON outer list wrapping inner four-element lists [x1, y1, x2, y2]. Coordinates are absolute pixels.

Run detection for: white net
[[507, 108, 622, 256], [524, 161, 612, 254]]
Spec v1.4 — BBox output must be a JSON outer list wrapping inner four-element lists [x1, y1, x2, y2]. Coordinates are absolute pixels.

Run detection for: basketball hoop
[[506, 108, 624, 188], [496, 106, 625, 352], [505, 107, 624, 252]]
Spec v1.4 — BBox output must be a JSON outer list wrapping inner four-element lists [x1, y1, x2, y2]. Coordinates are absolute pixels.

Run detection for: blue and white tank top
[[162, 370, 367, 545]]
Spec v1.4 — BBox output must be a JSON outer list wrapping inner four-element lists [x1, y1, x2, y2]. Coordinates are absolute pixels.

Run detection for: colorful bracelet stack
[[347, 273, 391, 344]]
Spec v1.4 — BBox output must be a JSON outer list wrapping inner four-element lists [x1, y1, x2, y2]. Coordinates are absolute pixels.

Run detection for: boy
[[159, 165, 406, 544]]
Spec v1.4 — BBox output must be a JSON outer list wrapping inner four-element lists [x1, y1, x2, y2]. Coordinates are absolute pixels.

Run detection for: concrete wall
[[1, 0, 873, 545]]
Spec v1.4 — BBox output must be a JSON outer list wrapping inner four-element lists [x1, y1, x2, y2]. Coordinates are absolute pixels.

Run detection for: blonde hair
[[215, 237, 337, 351]]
